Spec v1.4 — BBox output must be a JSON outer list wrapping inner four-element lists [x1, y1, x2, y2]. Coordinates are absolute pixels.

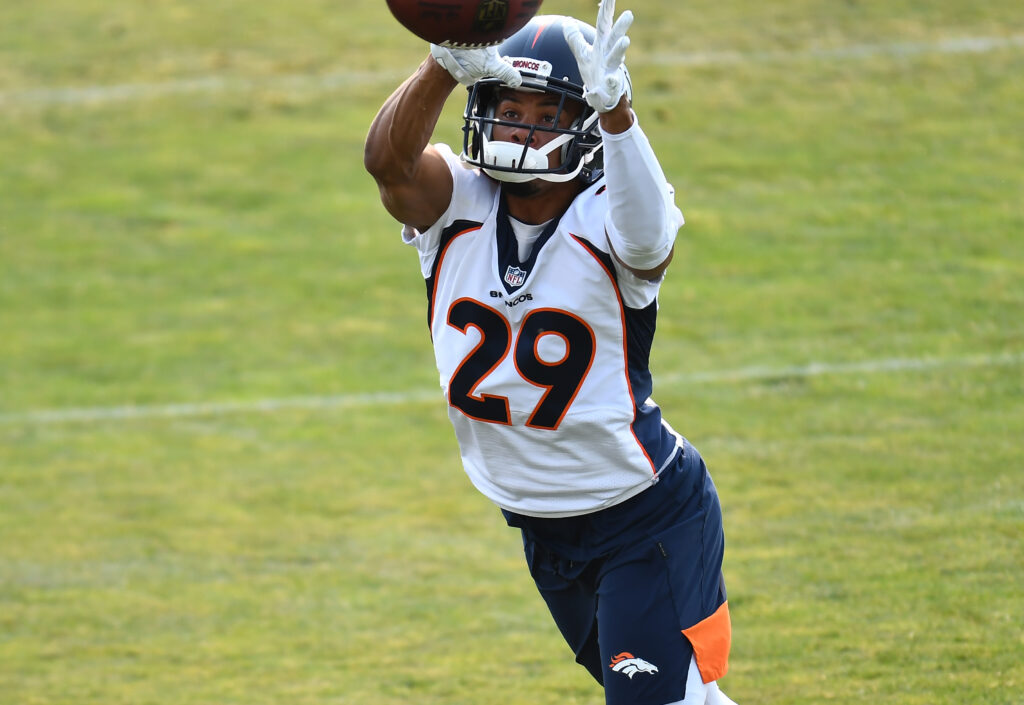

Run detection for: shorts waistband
[[502, 440, 703, 558]]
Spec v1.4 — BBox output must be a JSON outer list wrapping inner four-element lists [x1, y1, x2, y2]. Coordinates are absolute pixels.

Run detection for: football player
[[365, 2, 738, 703]]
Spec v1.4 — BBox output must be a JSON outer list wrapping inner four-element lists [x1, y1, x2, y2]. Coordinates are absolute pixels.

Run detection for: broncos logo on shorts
[[609, 652, 659, 679]]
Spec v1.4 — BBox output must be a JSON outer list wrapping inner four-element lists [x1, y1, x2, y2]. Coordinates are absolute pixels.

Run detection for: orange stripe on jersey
[[429, 225, 483, 331], [681, 601, 731, 683], [568, 233, 657, 475]]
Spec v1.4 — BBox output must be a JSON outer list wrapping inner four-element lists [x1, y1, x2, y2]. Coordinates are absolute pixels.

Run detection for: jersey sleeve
[[400, 144, 486, 279], [611, 256, 668, 309]]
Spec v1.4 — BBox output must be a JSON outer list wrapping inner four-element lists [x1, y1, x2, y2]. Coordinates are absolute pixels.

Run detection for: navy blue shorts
[[502, 440, 728, 705]]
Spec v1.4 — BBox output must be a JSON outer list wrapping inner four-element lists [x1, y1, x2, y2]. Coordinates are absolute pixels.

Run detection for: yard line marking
[[0, 351, 1019, 426], [657, 350, 1024, 385], [640, 33, 1024, 67], [1, 34, 1022, 109], [0, 69, 412, 109], [0, 389, 443, 425]]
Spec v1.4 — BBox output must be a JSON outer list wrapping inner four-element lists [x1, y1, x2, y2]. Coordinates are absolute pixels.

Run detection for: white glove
[[430, 44, 522, 88], [563, 0, 633, 113]]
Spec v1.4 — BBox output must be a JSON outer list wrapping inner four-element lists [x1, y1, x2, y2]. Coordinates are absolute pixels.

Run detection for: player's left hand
[[430, 44, 523, 88], [563, 0, 632, 113]]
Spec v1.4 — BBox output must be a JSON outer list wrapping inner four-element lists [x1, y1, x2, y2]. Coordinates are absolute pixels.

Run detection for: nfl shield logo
[[504, 265, 527, 287]]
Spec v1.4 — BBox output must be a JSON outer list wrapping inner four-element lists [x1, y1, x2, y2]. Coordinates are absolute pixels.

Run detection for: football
[[385, 0, 544, 48]]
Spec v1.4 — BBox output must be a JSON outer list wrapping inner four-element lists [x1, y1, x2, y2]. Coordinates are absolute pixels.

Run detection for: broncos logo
[[609, 652, 659, 679]]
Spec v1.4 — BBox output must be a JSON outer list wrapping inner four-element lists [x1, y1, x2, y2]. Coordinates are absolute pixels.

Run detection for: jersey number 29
[[446, 298, 596, 430]]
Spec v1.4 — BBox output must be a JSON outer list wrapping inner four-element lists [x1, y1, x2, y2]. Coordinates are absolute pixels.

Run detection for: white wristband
[[601, 116, 683, 271]]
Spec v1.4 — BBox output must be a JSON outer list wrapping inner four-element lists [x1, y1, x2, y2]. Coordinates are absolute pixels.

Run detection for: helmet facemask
[[462, 76, 602, 184]]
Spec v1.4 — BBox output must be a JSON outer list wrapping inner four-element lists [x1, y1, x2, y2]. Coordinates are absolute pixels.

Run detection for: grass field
[[1, 1, 1022, 703]]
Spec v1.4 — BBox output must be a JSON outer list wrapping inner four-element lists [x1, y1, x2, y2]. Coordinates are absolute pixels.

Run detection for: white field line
[[656, 349, 1024, 385], [641, 33, 1024, 67], [1, 350, 1020, 426], [0, 389, 443, 426], [1, 34, 1022, 109], [0, 69, 412, 109]]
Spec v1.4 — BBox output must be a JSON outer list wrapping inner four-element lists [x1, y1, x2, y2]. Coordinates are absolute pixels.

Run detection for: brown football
[[385, 0, 544, 48]]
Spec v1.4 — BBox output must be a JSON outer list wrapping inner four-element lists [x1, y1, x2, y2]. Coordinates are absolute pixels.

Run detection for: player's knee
[[705, 681, 739, 705], [658, 683, 737, 705], [655, 655, 709, 704], [655, 654, 739, 705]]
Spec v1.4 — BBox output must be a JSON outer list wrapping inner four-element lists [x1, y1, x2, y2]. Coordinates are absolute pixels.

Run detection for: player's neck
[[502, 179, 581, 225]]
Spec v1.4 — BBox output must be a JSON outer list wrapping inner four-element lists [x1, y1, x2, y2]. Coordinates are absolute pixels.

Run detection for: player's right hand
[[429, 44, 523, 88]]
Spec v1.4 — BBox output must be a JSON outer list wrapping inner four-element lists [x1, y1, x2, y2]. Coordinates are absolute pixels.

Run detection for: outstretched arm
[[364, 46, 522, 233], [363, 57, 458, 233], [565, 1, 679, 280]]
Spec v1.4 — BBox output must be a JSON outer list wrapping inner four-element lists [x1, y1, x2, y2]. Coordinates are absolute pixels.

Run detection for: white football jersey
[[403, 145, 685, 517]]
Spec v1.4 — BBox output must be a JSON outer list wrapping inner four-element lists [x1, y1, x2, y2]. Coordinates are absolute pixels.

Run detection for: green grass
[[2, 1, 1022, 703]]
